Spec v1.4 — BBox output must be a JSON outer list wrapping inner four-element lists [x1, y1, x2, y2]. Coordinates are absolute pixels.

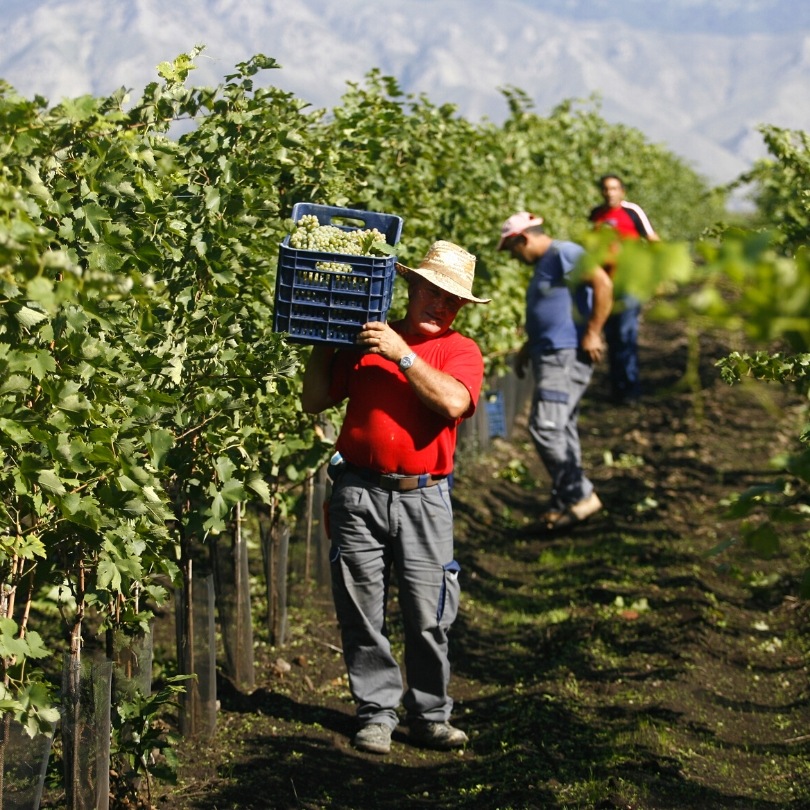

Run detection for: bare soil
[[48, 316, 810, 809]]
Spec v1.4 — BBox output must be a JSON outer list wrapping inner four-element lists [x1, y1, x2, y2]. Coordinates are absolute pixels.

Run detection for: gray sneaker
[[352, 723, 392, 754], [409, 720, 468, 750]]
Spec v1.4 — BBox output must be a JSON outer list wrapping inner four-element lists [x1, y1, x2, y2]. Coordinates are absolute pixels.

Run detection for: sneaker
[[547, 492, 603, 530], [352, 723, 392, 754], [540, 505, 563, 525], [409, 720, 468, 750]]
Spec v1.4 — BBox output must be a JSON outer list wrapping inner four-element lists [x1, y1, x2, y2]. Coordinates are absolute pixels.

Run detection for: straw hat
[[395, 241, 491, 304]]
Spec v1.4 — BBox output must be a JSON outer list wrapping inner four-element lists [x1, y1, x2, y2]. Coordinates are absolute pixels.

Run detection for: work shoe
[[352, 723, 392, 754], [547, 492, 603, 531], [409, 720, 468, 750], [540, 505, 563, 525]]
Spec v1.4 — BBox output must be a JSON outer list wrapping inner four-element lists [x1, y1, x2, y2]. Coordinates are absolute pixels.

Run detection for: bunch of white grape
[[289, 214, 388, 273]]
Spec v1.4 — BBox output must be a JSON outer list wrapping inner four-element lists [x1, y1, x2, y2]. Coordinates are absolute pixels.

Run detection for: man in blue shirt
[[498, 212, 613, 530]]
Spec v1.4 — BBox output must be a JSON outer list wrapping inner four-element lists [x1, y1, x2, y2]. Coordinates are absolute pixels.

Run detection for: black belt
[[344, 463, 446, 492]]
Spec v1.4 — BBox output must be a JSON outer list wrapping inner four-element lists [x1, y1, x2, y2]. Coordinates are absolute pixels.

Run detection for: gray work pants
[[529, 348, 595, 510], [328, 469, 459, 729]]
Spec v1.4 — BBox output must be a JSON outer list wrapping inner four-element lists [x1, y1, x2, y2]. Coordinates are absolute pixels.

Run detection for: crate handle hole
[[329, 216, 366, 229]]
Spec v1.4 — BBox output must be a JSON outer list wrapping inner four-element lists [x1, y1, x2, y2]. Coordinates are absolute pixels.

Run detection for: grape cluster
[[289, 214, 387, 273]]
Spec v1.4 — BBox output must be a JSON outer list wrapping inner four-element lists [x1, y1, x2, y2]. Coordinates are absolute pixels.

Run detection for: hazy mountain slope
[[520, 0, 809, 35], [1, 0, 808, 185]]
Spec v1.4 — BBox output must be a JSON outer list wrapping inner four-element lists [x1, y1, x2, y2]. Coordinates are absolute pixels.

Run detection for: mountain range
[[1, 0, 809, 187]]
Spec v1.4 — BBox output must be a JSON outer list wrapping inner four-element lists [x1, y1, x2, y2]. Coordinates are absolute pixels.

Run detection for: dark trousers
[[604, 294, 641, 402]]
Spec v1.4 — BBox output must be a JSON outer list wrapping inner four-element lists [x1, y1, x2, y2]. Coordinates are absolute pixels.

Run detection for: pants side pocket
[[437, 559, 461, 623]]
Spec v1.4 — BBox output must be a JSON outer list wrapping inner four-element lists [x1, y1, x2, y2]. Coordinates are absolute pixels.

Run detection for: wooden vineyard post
[[211, 503, 255, 692], [262, 519, 289, 647], [176, 566, 217, 737], [313, 465, 331, 588]]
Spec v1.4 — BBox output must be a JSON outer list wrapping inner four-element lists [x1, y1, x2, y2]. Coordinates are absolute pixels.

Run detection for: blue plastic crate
[[273, 204, 404, 346]]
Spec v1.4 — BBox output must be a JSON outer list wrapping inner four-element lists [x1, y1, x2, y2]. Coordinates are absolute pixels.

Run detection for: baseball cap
[[497, 212, 544, 250]]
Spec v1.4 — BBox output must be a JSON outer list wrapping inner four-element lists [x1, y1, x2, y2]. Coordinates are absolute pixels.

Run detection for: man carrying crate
[[301, 240, 489, 754]]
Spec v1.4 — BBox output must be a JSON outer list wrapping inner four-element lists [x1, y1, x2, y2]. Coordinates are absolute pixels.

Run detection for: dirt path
[[137, 318, 810, 810]]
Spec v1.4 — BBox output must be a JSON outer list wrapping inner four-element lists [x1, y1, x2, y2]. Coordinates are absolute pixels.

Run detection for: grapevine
[[288, 214, 388, 272]]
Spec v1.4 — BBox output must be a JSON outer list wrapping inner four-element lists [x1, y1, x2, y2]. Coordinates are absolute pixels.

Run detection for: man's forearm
[[401, 356, 472, 420], [588, 266, 614, 334]]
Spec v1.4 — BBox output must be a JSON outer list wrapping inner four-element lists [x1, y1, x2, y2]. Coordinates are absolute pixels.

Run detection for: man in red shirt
[[301, 241, 489, 755], [589, 174, 659, 404]]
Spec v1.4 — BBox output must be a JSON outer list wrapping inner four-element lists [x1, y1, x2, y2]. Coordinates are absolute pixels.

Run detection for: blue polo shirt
[[525, 240, 593, 354]]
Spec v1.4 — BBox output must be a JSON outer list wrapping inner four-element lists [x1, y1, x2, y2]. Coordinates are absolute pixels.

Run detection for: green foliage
[[712, 128, 810, 594], [0, 657, 59, 738], [110, 675, 192, 799], [694, 234, 810, 352], [496, 92, 722, 242], [716, 345, 810, 591], [718, 351, 810, 389], [574, 228, 695, 300], [734, 125, 810, 253]]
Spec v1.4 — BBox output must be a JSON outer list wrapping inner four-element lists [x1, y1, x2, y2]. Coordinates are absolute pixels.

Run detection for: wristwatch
[[398, 351, 417, 372]]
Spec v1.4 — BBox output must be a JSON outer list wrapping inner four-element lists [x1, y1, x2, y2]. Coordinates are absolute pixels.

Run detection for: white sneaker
[[547, 492, 603, 530], [352, 723, 392, 754]]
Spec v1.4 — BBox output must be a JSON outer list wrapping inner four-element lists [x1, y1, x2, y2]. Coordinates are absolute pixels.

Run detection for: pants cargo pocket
[[437, 560, 461, 624]]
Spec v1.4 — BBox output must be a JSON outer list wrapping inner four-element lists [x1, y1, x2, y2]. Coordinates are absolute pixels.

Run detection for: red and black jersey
[[589, 201, 656, 240]]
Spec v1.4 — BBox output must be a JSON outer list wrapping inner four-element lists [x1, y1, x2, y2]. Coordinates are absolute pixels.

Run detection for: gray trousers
[[529, 348, 595, 510], [328, 469, 460, 729]]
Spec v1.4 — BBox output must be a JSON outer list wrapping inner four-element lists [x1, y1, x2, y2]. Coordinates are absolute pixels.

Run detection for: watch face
[[399, 353, 415, 370]]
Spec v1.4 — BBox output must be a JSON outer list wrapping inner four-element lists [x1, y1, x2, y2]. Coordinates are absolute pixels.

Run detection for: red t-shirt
[[328, 326, 484, 475], [590, 205, 642, 239]]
